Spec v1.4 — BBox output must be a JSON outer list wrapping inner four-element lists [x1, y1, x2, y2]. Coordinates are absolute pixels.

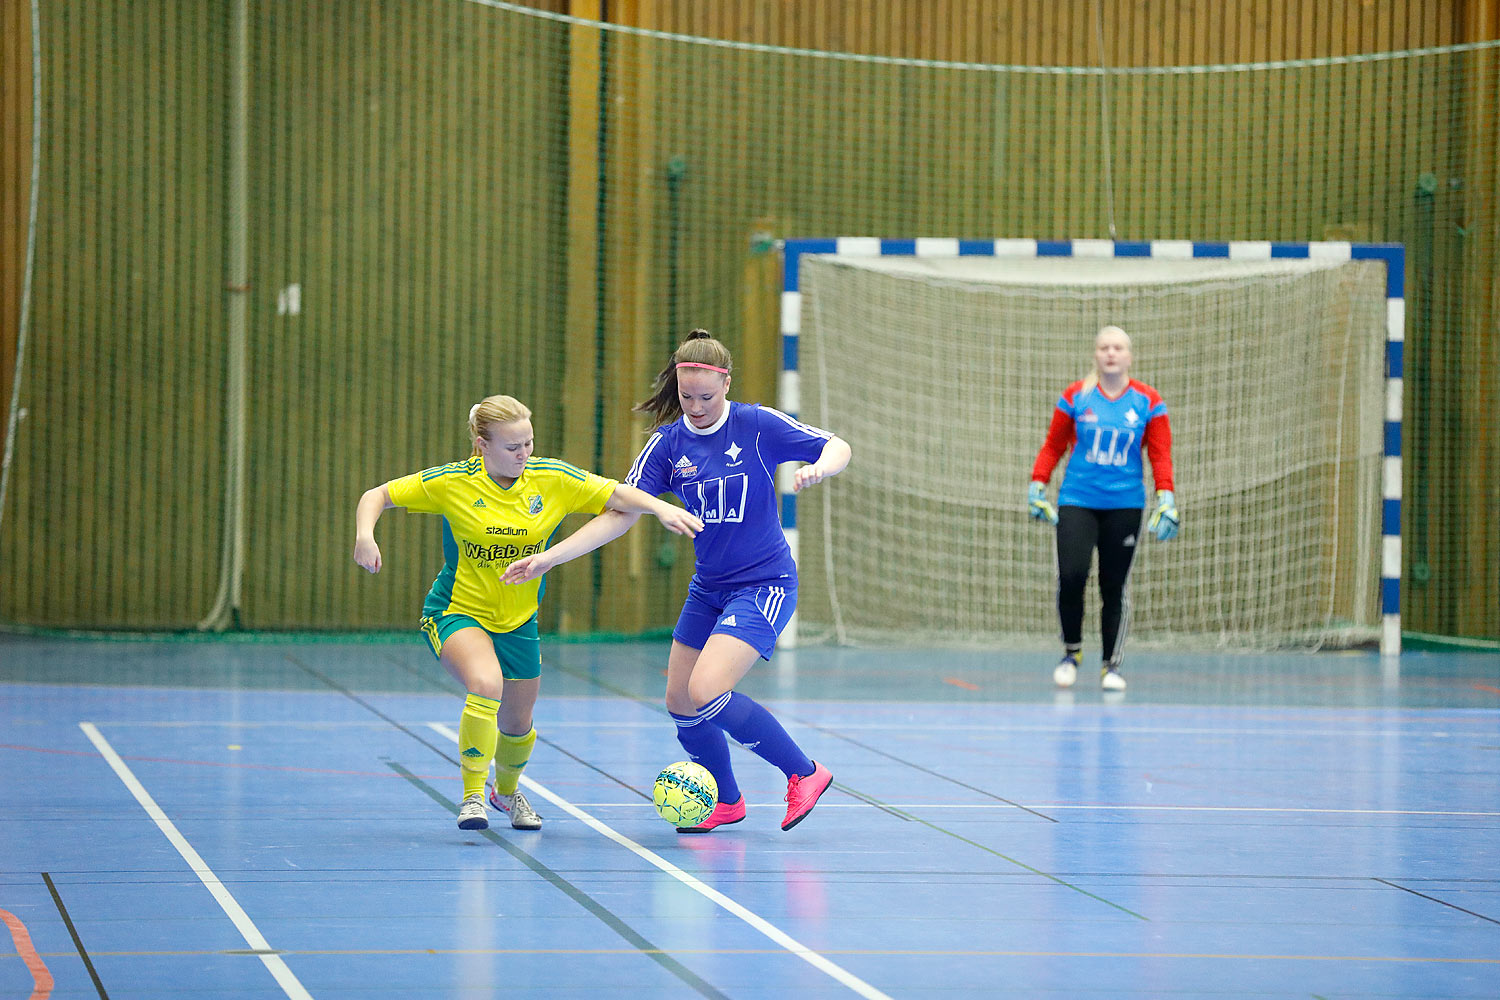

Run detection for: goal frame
[[778, 237, 1405, 656]]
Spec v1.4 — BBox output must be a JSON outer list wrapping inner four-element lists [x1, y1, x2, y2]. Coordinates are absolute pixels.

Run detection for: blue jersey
[[625, 401, 833, 589], [1037, 380, 1171, 510]]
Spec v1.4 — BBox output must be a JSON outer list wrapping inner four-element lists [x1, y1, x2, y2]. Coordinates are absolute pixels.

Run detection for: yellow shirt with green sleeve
[[386, 456, 617, 633]]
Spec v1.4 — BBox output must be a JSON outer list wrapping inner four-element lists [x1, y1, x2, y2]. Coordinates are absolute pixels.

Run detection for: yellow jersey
[[386, 455, 617, 633]]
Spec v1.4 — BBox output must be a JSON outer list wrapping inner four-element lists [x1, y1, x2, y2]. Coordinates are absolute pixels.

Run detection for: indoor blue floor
[[2, 635, 1497, 999]]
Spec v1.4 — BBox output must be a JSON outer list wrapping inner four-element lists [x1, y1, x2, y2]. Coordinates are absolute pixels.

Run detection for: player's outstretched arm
[[792, 435, 852, 493], [502, 484, 704, 586], [503, 509, 638, 584], [605, 483, 704, 537], [353, 484, 396, 573]]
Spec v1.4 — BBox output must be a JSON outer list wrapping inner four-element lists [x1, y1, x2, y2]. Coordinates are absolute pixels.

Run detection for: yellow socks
[[457, 694, 535, 800], [492, 727, 537, 796], [458, 694, 500, 799]]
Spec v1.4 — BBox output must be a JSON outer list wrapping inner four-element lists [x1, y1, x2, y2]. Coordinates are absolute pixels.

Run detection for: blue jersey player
[[1029, 325, 1178, 692], [504, 330, 851, 832]]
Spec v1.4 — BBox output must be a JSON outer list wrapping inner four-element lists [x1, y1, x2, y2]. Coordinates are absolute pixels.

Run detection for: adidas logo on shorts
[[722, 615, 738, 627]]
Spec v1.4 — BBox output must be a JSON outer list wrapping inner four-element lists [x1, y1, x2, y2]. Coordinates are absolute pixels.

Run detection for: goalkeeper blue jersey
[[1038, 380, 1171, 510], [625, 402, 832, 589]]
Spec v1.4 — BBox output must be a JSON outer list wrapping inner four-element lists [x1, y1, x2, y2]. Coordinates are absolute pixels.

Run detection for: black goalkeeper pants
[[1055, 505, 1143, 666]]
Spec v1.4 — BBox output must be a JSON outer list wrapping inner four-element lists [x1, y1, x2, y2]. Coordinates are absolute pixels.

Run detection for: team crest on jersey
[[526, 494, 544, 515], [672, 454, 698, 479], [1080, 408, 1098, 422], [1125, 408, 1139, 425]]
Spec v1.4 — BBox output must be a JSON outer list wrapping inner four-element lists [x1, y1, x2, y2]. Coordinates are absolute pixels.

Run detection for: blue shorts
[[672, 578, 797, 661]]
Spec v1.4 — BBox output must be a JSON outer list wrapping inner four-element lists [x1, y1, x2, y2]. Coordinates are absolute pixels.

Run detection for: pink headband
[[675, 362, 729, 374]]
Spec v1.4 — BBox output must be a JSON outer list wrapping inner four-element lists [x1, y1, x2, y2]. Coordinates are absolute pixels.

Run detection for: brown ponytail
[[633, 329, 733, 429]]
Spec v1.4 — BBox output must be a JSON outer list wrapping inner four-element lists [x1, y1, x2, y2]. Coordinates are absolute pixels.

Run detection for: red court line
[[1473, 684, 1500, 696], [0, 908, 53, 1000], [942, 677, 980, 691]]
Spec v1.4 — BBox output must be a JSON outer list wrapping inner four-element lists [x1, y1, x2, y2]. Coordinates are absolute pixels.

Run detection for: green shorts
[[419, 613, 541, 681]]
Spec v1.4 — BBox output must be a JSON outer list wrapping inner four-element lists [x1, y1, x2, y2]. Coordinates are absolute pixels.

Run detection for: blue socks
[[671, 703, 740, 803], [673, 691, 813, 795]]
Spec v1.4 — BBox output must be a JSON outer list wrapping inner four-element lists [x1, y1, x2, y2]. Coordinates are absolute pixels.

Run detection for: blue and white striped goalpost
[[778, 237, 1404, 656]]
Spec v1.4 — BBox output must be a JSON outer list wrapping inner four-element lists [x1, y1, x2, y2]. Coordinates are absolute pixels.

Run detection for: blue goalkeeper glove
[[1148, 490, 1179, 541], [1027, 481, 1058, 525]]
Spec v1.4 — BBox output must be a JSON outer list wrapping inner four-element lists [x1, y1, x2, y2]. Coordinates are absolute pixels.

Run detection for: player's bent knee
[[466, 680, 503, 701], [664, 692, 697, 716], [686, 681, 731, 713]]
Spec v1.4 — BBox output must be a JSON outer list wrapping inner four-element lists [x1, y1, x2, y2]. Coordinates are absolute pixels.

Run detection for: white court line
[[429, 723, 893, 1000], [79, 723, 313, 1000], [538, 802, 1500, 818]]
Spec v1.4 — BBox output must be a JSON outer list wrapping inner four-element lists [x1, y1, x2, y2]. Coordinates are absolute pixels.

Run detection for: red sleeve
[[1143, 413, 1174, 492], [1031, 407, 1076, 483]]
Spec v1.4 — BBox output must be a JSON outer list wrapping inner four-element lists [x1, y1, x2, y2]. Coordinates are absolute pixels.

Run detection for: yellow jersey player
[[354, 395, 701, 832]]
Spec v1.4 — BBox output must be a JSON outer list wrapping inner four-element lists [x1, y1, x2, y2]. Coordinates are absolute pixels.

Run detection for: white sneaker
[[457, 792, 489, 831], [490, 788, 542, 830], [1101, 666, 1127, 691], [1053, 652, 1079, 688]]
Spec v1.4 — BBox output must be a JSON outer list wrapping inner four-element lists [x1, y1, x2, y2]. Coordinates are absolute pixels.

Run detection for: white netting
[[796, 254, 1386, 651]]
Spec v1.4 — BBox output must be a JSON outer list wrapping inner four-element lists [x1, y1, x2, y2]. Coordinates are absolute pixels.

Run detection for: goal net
[[793, 251, 1389, 651]]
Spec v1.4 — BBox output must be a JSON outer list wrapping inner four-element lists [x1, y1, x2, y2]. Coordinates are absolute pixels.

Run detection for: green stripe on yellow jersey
[[524, 458, 587, 480], [421, 456, 483, 481]]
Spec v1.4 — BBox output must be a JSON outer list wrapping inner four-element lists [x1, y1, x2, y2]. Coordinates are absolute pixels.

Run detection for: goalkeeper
[[1027, 325, 1177, 691]]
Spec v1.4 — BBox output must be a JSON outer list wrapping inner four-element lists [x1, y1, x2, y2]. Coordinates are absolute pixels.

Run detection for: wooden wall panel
[[2, 1, 1494, 636], [0, 3, 229, 627], [1456, 0, 1500, 635], [241, 2, 574, 629], [0, 0, 28, 466]]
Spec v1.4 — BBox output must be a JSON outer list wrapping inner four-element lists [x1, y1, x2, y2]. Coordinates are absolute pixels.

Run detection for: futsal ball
[[652, 761, 717, 827]]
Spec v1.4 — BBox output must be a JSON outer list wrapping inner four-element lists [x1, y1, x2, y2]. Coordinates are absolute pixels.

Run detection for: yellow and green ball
[[652, 761, 717, 827]]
